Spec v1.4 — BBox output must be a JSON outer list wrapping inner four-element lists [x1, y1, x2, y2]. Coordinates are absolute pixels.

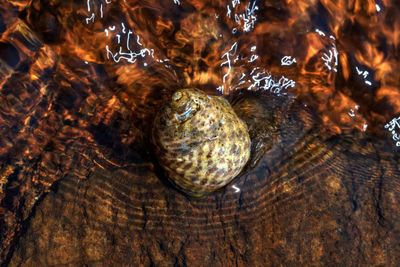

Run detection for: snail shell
[[152, 88, 251, 195]]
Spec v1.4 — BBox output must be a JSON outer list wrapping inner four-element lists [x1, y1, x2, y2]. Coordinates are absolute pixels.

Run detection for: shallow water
[[0, 0, 400, 265]]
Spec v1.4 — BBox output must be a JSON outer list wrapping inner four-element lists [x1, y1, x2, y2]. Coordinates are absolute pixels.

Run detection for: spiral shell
[[152, 88, 251, 195]]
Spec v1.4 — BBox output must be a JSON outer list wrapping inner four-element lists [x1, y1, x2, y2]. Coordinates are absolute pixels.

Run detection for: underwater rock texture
[[7, 102, 400, 266], [1, 0, 400, 266]]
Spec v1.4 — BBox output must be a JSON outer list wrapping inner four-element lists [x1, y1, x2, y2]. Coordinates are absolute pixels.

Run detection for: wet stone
[[0, 42, 19, 68], [1, 0, 400, 266]]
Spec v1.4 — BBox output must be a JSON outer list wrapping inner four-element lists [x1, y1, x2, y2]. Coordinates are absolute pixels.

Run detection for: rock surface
[[1, 0, 400, 266], [7, 105, 400, 266]]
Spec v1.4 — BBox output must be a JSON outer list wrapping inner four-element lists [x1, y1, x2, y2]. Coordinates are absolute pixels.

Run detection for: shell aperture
[[152, 88, 251, 195]]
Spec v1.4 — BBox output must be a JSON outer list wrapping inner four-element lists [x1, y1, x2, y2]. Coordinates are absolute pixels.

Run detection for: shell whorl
[[152, 88, 251, 195]]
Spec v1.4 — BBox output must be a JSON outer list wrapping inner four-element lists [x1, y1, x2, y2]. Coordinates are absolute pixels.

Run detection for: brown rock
[[7, 105, 400, 265]]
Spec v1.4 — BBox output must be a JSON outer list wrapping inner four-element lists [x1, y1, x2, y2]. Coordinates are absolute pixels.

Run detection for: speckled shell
[[152, 88, 251, 195]]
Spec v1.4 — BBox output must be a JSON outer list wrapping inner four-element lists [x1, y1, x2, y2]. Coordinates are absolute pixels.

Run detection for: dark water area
[[0, 0, 400, 265]]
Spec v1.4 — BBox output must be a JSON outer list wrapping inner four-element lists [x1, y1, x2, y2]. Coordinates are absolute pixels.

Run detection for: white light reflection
[[85, 0, 116, 24], [321, 44, 338, 72], [242, 0, 258, 32], [376, 4, 381, 12], [225, 0, 258, 33], [281, 56, 296, 66], [356, 66, 369, 78], [82, 0, 171, 68], [235, 14, 241, 24], [250, 67, 259, 75], [218, 41, 295, 95], [104, 25, 165, 65], [316, 29, 326, 36], [85, 13, 95, 24], [232, 185, 240, 193], [121, 23, 126, 34], [385, 116, 400, 147], [232, 0, 240, 8], [356, 66, 373, 86], [136, 35, 142, 46], [220, 42, 238, 84], [248, 54, 258, 63], [226, 5, 232, 18], [315, 29, 339, 72]]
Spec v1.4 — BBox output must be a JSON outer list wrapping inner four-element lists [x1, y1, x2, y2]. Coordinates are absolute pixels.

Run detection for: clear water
[[0, 0, 400, 265]]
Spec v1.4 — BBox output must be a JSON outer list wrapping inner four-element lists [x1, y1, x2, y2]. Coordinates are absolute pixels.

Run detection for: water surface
[[0, 0, 400, 265]]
